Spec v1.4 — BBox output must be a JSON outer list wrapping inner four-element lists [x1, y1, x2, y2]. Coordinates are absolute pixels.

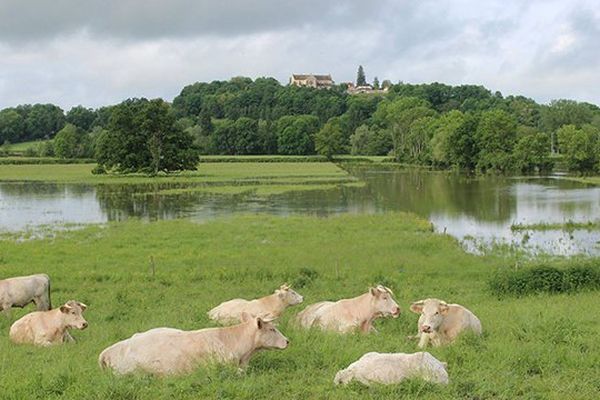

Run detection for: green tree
[[513, 132, 553, 173], [315, 117, 344, 159], [557, 124, 599, 172], [405, 116, 438, 164], [430, 110, 466, 167], [96, 98, 197, 173], [0, 109, 25, 143], [23, 104, 65, 140], [356, 65, 366, 86], [212, 119, 237, 155], [53, 123, 80, 158], [234, 117, 261, 155], [276, 115, 320, 155], [350, 125, 392, 156], [66, 106, 97, 132], [475, 109, 517, 173], [373, 77, 380, 90]]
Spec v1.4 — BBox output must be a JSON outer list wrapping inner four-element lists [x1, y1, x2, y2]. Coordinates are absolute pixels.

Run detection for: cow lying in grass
[[334, 351, 449, 385], [99, 313, 289, 376], [296, 285, 400, 333], [9, 300, 88, 346], [208, 284, 303, 324], [409, 298, 482, 348], [0, 274, 51, 315]]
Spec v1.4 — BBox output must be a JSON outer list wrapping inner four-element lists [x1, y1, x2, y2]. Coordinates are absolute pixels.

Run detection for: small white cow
[[208, 284, 303, 324], [334, 351, 449, 386], [296, 285, 400, 333], [98, 313, 289, 376], [410, 298, 482, 348], [9, 300, 88, 346], [0, 274, 51, 315]]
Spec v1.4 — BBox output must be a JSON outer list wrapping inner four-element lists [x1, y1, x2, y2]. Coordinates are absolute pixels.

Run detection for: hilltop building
[[289, 74, 334, 89], [345, 82, 389, 95]]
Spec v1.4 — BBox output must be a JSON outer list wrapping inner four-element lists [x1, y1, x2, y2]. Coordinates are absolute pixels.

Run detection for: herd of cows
[[1, 274, 483, 387]]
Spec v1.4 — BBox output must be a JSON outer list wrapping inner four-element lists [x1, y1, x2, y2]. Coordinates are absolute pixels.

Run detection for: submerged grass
[[511, 220, 600, 232], [0, 213, 598, 399]]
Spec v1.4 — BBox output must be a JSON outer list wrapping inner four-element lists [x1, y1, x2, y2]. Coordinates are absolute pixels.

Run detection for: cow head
[[410, 298, 449, 333], [253, 317, 289, 350], [369, 285, 400, 318], [275, 284, 303, 306], [60, 300, 88, 330]]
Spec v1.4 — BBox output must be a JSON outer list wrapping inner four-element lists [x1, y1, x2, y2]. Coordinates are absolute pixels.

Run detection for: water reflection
[[1, 166, 599, 256]]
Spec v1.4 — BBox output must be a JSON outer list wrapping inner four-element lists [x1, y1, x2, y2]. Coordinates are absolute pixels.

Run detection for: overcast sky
[[1, 0, 599, 110]]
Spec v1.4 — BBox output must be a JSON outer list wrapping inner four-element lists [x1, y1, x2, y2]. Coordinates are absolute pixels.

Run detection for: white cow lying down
[[334, 352, 449, 386], [0, 274, 51, 314], [410, 298, 482, 348], [208, 284, 303, 324], [9, 300, 88, 346], [296, 285, 400, 333], [99, 313, 289, 376]]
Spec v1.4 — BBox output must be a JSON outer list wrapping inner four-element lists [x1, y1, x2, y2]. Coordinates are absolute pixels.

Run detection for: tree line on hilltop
[[1, 73, 600, 174]]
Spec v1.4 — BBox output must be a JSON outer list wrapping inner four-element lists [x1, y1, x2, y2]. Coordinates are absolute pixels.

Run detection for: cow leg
[[1, 304, 11, 318], [62, 331, 75, 343], [33, 296, 50, 311], [418, 333, 430, 348]]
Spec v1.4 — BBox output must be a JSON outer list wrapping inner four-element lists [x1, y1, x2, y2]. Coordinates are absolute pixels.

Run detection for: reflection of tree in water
[[0, 182, 95, 198], [94, 182, 368, 222], [347, 166, 517, 223]]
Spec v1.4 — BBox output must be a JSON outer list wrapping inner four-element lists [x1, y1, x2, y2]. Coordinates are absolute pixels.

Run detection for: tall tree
[[356, 65, 367, 86], [475, 109, 517, 173], [96, 98, 197, 173], [315, 117, 344, 159], [373, 77, 380, 90]]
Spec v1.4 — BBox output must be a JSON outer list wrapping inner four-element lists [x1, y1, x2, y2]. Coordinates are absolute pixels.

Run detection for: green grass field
[[0, 162, 353, 184], [0, 214, 598, 399], [4, 140, 49, 151]]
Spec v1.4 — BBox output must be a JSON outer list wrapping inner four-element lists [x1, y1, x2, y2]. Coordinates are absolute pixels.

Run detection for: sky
[[1, 0, 599, 110]]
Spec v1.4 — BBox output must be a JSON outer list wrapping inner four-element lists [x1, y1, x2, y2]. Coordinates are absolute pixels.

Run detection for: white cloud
[[0, 0, 599, 110]]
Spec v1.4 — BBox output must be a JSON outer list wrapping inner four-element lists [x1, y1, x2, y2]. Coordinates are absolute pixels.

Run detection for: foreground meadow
[[0, 213, 598, 399]]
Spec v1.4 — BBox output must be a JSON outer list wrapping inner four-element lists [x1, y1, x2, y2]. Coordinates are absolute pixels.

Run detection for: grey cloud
[[0, 0, 384, 43]]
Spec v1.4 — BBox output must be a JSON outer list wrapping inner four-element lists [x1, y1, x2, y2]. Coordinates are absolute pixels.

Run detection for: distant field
[[3, 139, 51, 153], [0, 162, 358, 188], [0, 214, 598, 399]]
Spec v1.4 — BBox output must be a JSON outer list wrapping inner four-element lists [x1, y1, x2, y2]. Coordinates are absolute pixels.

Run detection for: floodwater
[[1, 166, 599, 256]]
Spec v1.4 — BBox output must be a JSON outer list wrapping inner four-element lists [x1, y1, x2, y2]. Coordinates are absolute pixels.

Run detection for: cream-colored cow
[[334, 351, 449, 385], [9, 300, 88, 346], [410, 298, 482, 348], [0, 274, 51, 315], [208, 284, 303, 324], [296, 285, 400, 333], [98, 313, 289, 376]]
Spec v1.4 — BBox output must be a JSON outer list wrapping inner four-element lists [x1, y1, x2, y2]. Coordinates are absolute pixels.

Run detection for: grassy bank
[[0, 214, 598, 399], [0, 162, 354, 185]]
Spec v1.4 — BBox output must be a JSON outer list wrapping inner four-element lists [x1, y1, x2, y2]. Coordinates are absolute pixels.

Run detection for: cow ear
[[77, 302, 87, 311], [439, 303, 450, 315], [60, 305, 72, 313], [410, 301, 425, 314], [370, 287, 379, 296], [256, 317, 264, 329]]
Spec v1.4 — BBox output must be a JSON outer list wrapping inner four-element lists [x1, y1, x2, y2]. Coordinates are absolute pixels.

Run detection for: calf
[[0, 274, 51, 315], [9, 300, 88, 346], [410, 298, 482, 348], [334, 351, 449, 385], [98, 313, 289, 376], [296, 285, 400, 333], [208, 284, 303, 324]]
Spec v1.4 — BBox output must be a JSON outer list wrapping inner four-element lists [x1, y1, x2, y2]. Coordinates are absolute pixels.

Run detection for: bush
[[489, 263, 600, 297]]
